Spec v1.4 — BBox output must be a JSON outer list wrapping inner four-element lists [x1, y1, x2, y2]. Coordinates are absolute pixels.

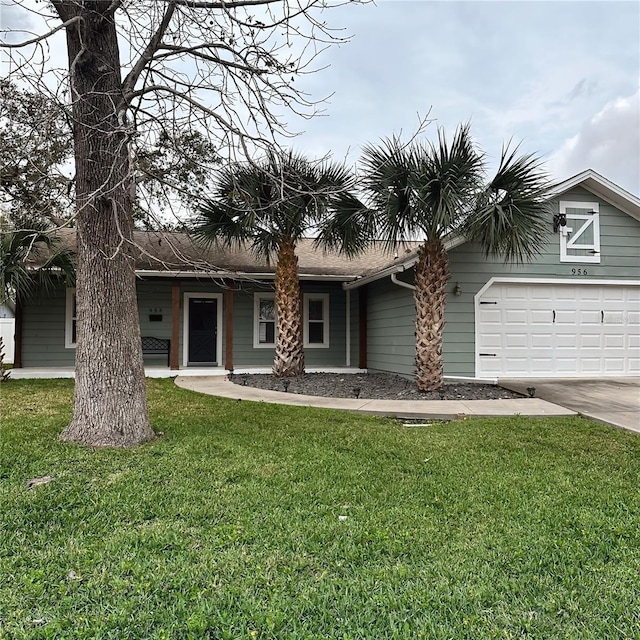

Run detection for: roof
[[547, 169, 640, 221], [49, 229, 420, 281], [39, 170, 640, 289]]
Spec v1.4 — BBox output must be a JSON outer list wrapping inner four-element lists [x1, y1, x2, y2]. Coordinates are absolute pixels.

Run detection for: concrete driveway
[[499, 377, 640, 433]]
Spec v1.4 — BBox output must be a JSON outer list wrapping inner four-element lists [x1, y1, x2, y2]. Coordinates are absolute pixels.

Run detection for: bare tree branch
[[0, 15, 81, 48]]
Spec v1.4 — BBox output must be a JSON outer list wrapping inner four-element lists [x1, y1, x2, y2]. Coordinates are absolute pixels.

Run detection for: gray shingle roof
[[49, 229, 421, 280]]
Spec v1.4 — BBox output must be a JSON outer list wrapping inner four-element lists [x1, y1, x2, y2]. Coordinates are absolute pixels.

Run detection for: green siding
[[137, 280, 176, 367], [365, 189, 640, 379], [21, 288, 73, 367], [231, 281, 349, 368], [20, 278, 352, 370], [366, 278, 415, 377], [19, 187, 640, 373], [444, 188, 640, 377]]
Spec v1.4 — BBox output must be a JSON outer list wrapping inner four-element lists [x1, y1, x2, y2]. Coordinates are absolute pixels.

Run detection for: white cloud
[[549, 89, 640, 194]]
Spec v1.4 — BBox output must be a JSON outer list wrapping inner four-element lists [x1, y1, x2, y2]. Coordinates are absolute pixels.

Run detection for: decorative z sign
[[558, 201, 601, 264]]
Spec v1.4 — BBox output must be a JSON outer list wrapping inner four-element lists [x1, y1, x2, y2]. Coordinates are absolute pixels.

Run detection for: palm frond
[[417, 123, 485, 237], [193, 148, 362, 260], [464, 145, 552, 263], [1, 229, 75, 303], [314, 193, 372, 258]]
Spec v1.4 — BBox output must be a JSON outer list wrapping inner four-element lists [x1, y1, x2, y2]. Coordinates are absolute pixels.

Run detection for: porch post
[[13, 299, 23, 368], [224, 283, 234, 372], [170, 280, 180, 370], [358, 285, 367, 369]]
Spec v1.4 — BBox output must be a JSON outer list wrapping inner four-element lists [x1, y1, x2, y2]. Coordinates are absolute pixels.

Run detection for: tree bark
[[414, 239, 449, 391], [273, 238, 304, 377], [57, 2, 154, 447]]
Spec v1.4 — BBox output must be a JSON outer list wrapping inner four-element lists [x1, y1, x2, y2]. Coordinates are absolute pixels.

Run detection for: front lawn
[[1, 379, 639, 639]]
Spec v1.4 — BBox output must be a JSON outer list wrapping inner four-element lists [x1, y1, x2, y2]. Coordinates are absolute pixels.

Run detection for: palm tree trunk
[[414, 239, 450, 391], [273, 238, 304, 377]]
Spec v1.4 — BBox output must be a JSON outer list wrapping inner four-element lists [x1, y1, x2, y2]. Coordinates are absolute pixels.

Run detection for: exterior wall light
[[453, 283, 462, 296], [553, 213, 567, 232]]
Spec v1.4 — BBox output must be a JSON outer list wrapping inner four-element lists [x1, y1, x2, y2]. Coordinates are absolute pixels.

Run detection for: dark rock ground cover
[[229, 372, 524, 401]]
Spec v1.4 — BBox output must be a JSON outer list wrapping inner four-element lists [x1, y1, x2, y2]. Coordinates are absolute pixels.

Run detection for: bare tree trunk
[[273, 238, 304, 377], [57, 2, 153, 446], [414, 239, 450, 392]]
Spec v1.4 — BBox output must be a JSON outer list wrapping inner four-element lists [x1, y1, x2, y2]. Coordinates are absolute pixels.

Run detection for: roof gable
[[547, 169, 640, 221]]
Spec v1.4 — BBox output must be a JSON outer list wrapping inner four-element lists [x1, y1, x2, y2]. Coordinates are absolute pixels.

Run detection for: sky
[[2, 0, 639, 196], [292, 0, 640, 195]]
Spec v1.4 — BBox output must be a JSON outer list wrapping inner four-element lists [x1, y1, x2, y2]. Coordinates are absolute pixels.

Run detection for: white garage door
[[476, 282, 640, 377]]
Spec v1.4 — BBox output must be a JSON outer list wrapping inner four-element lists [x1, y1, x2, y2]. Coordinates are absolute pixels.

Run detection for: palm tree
[[1, 227, 75, 306], [194, 150, 364, 377], [360, 124, 551, 391]]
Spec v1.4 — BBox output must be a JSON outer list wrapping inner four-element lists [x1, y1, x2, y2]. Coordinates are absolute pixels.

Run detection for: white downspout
[[390, 272, 416, 291]]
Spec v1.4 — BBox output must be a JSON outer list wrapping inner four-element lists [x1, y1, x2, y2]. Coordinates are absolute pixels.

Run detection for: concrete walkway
[[500, 377, 640, 433], [175, 375, 576, 421]]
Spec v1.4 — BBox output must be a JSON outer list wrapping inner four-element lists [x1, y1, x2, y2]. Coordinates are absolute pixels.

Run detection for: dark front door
[[188, 298, 217, 365]]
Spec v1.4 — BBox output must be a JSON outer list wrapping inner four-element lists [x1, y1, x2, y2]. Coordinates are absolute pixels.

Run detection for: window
[[304, 294, 330, 348], [65, 288, 77, 348], [559, 201, 601, 264], [253, 293, 276, 348]]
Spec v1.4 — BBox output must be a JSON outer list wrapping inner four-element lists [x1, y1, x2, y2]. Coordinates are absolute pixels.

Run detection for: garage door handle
[[601, 310, 604, 324], [552, 310, 556, 323]]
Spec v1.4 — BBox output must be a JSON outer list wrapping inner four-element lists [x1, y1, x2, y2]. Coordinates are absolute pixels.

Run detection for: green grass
[[1, 379, 639, 640]]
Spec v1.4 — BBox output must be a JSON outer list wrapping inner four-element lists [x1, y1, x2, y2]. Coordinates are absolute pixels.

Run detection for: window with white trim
[[559, 201, 601, 264], [253, 293, 276, 348], [304, 293, 330, 348], [65, 288, 77, 348]]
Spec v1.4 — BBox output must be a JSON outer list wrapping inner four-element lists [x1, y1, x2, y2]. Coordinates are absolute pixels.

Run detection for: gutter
[[135, 269, 359, 282], [343, 233, 467, 291], [342, 256, 419, 291], [390, 272, 416, 291]]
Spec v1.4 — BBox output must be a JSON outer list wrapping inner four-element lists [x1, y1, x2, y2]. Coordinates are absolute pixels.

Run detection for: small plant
[[0, 337, 10, 382]]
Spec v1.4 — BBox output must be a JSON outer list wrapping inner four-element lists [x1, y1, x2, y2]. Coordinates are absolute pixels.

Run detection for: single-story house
[[12, 169, 640, 379]]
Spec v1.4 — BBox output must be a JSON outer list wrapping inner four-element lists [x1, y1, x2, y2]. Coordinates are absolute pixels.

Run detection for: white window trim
[[559, 201, 601, 264], [303, 293, 330, 348], [253, 293, 276, 349], [65, 288, 76, 349]]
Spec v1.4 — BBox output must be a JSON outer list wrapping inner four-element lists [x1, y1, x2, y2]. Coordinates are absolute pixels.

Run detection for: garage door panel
[[555, 332, 578, 348], [529, 309, 550, 325], [479, 334, 502, 350], [477, 282, 639, 377], [578, 289, 602, 304], [531, 358, 554, 373], [581, 358, 603, 373], [578, 309, 601, 325], [505, 309, 528, 324], [505, 333, 528, 348], [603, 358, 626, 374], [605, 311, 624, 324], [603, 334, 625, 349], [629, 333, 640, 348], [555, 310, 578, 324], [479, 309, 501, 325], [579, 333, 602, 349], [531, 333, 554, 348]]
